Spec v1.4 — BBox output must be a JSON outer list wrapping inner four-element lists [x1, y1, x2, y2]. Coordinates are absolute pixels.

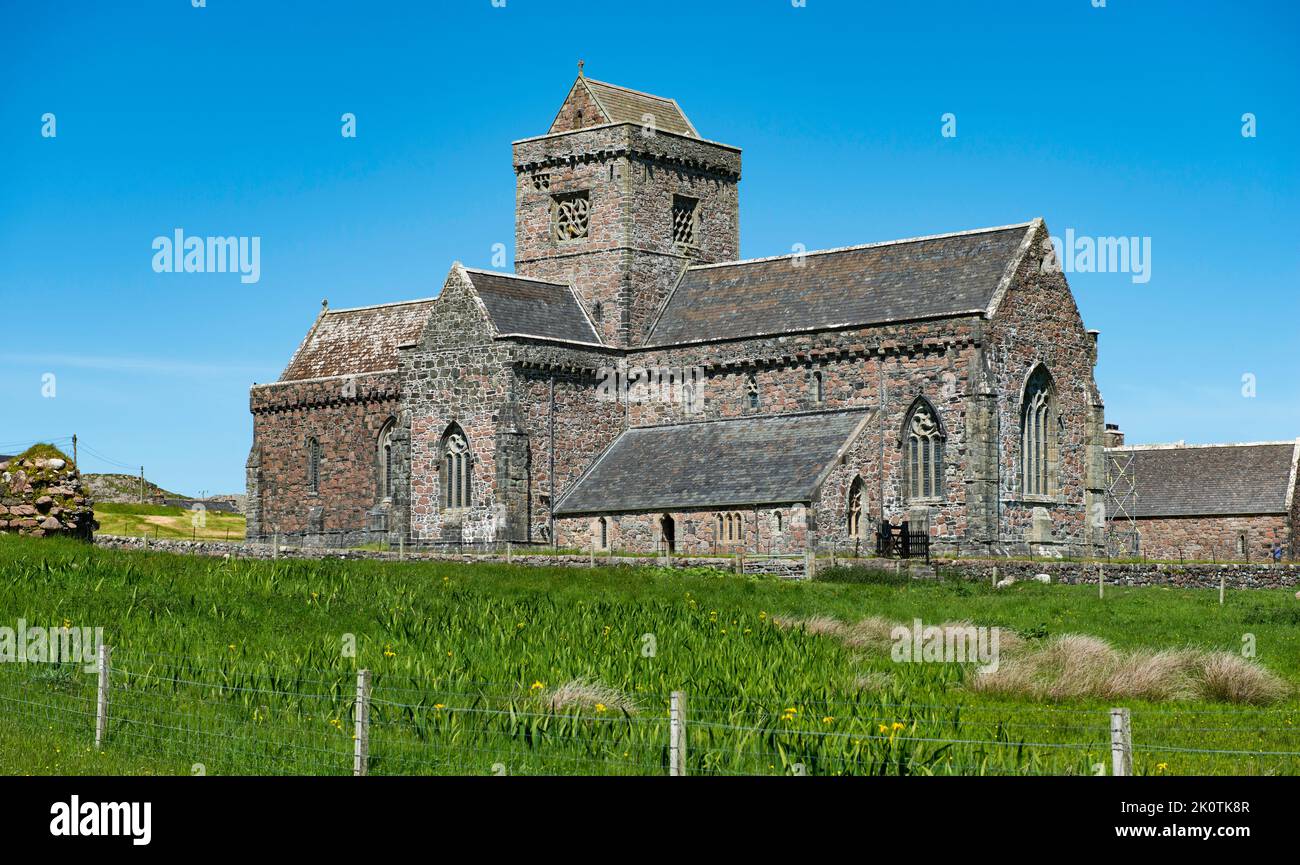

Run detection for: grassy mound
[[12, 443, 74, 464]]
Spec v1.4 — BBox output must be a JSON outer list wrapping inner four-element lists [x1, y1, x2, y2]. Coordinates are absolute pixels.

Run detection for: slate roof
[[1106, 441, 1300, 517], [465, 270, 601, 345], [581, 78, 697, 137], [647, 223, 1034, 346], [554, 411, 872, 515], [280, 299, 436, 381]]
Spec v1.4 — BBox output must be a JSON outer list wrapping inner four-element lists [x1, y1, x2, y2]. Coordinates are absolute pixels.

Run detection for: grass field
[[94, 502, 246, 541], [1, 533, 1298, 776]]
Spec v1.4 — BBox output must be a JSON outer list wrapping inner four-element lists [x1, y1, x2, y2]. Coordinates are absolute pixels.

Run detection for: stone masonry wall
[[513, 123, 741, 347], [1133, 514, 1290, 562], [402, 267, 514, 544], [89, 536, 1300, 590], [985, 221, 1105, 555], [554, 504, 809, 555], [247, 371, 400, 541]]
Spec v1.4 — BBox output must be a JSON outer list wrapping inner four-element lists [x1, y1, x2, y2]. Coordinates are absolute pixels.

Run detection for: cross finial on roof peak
[[578, 59, 584, 78], [322, 298, 329, 311]]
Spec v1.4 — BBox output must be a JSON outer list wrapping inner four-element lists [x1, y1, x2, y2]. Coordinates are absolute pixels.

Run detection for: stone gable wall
[[985, 221, 1105, 555], [402, 270, 511, 543], [548, 81, 604, 133]]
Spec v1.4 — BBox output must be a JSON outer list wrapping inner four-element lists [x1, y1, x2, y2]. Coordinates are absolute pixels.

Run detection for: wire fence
[[2, 650, 1299, 776]]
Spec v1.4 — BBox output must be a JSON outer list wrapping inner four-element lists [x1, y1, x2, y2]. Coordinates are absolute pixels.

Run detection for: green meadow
[[93, 502, 247, 542], [1, 533, 1297, 776]]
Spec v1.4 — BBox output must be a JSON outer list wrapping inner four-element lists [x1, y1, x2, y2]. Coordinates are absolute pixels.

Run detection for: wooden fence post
[[506, 541, 512, 564], [1109, 707, 1132, 776], [804, 550, 815, 581], [94, 643, 111, 749], [669, 690, 687, 777], [1219, 572, 1226, 606], [1098, 564, 1105, 600], [354, 669, 371, 776], [590, 537, 596, 568]]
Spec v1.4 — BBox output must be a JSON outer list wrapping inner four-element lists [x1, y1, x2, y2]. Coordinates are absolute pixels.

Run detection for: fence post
[[354, 669, 371, 777], [804, 549, 815, 580], [1098, 564, 1105, 599], [1109, 707, 1132, 776], [669, 690, 687, 777], [590, 537, 596, 568], [1219, 571, 1226, 606], [273, 530, 280, 560], [506, 541, 512, 564], [94, 643, 111, 749], [399, 536, 405, 561]]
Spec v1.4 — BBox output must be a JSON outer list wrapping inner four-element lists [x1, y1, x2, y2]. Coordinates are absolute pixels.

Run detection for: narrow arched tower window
[[306, 437, 321, 494], [377, 419, 396, 501]]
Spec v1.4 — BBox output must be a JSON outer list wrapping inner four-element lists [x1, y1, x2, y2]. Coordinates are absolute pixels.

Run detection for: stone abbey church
[[246, 75, 1300, 560]]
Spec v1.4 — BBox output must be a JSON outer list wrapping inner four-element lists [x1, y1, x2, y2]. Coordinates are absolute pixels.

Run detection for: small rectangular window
[[672, 195, 699, 246]]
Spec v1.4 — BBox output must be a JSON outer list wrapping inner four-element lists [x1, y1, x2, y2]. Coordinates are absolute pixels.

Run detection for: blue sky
[[1, 0, 1296, 495]]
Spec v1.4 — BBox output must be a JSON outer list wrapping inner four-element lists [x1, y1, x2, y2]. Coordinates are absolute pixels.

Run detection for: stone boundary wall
[[89, 536, 1298, 589], [932, 558, 1300, 590], [92, 535, 805, 576]]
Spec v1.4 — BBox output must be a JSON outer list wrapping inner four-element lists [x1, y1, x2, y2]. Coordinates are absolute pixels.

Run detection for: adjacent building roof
[[279, 299, 436, 381], [579, 78, 697, 137], [647, 223, 1034, 346], [464, 269, 601, 345], [554, 410, 871, 515], [1106, 441, 1300, 517]]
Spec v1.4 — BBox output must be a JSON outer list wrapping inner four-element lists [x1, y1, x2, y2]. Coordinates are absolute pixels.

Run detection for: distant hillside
[[83, 473, 186, 504]]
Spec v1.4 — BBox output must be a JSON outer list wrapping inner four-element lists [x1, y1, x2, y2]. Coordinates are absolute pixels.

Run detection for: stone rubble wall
[[1, 455, 97, 539]]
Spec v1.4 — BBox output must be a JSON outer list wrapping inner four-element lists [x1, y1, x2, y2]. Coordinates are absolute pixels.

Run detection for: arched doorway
[[660, 514, 676, 554]]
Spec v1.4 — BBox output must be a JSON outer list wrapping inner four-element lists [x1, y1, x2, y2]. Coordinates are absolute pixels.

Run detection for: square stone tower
[[512, 74, 742, 347]]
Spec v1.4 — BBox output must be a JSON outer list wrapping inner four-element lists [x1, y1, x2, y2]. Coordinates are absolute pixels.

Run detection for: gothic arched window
[[905, 401, 945, 502], [745, 373, 759, 410], [846, 477, 865, 539], [377, 419, 396, 501], [306, 437, 321, 494], [1021, 366, 1057, 497], [441, 426, 472, 511]]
